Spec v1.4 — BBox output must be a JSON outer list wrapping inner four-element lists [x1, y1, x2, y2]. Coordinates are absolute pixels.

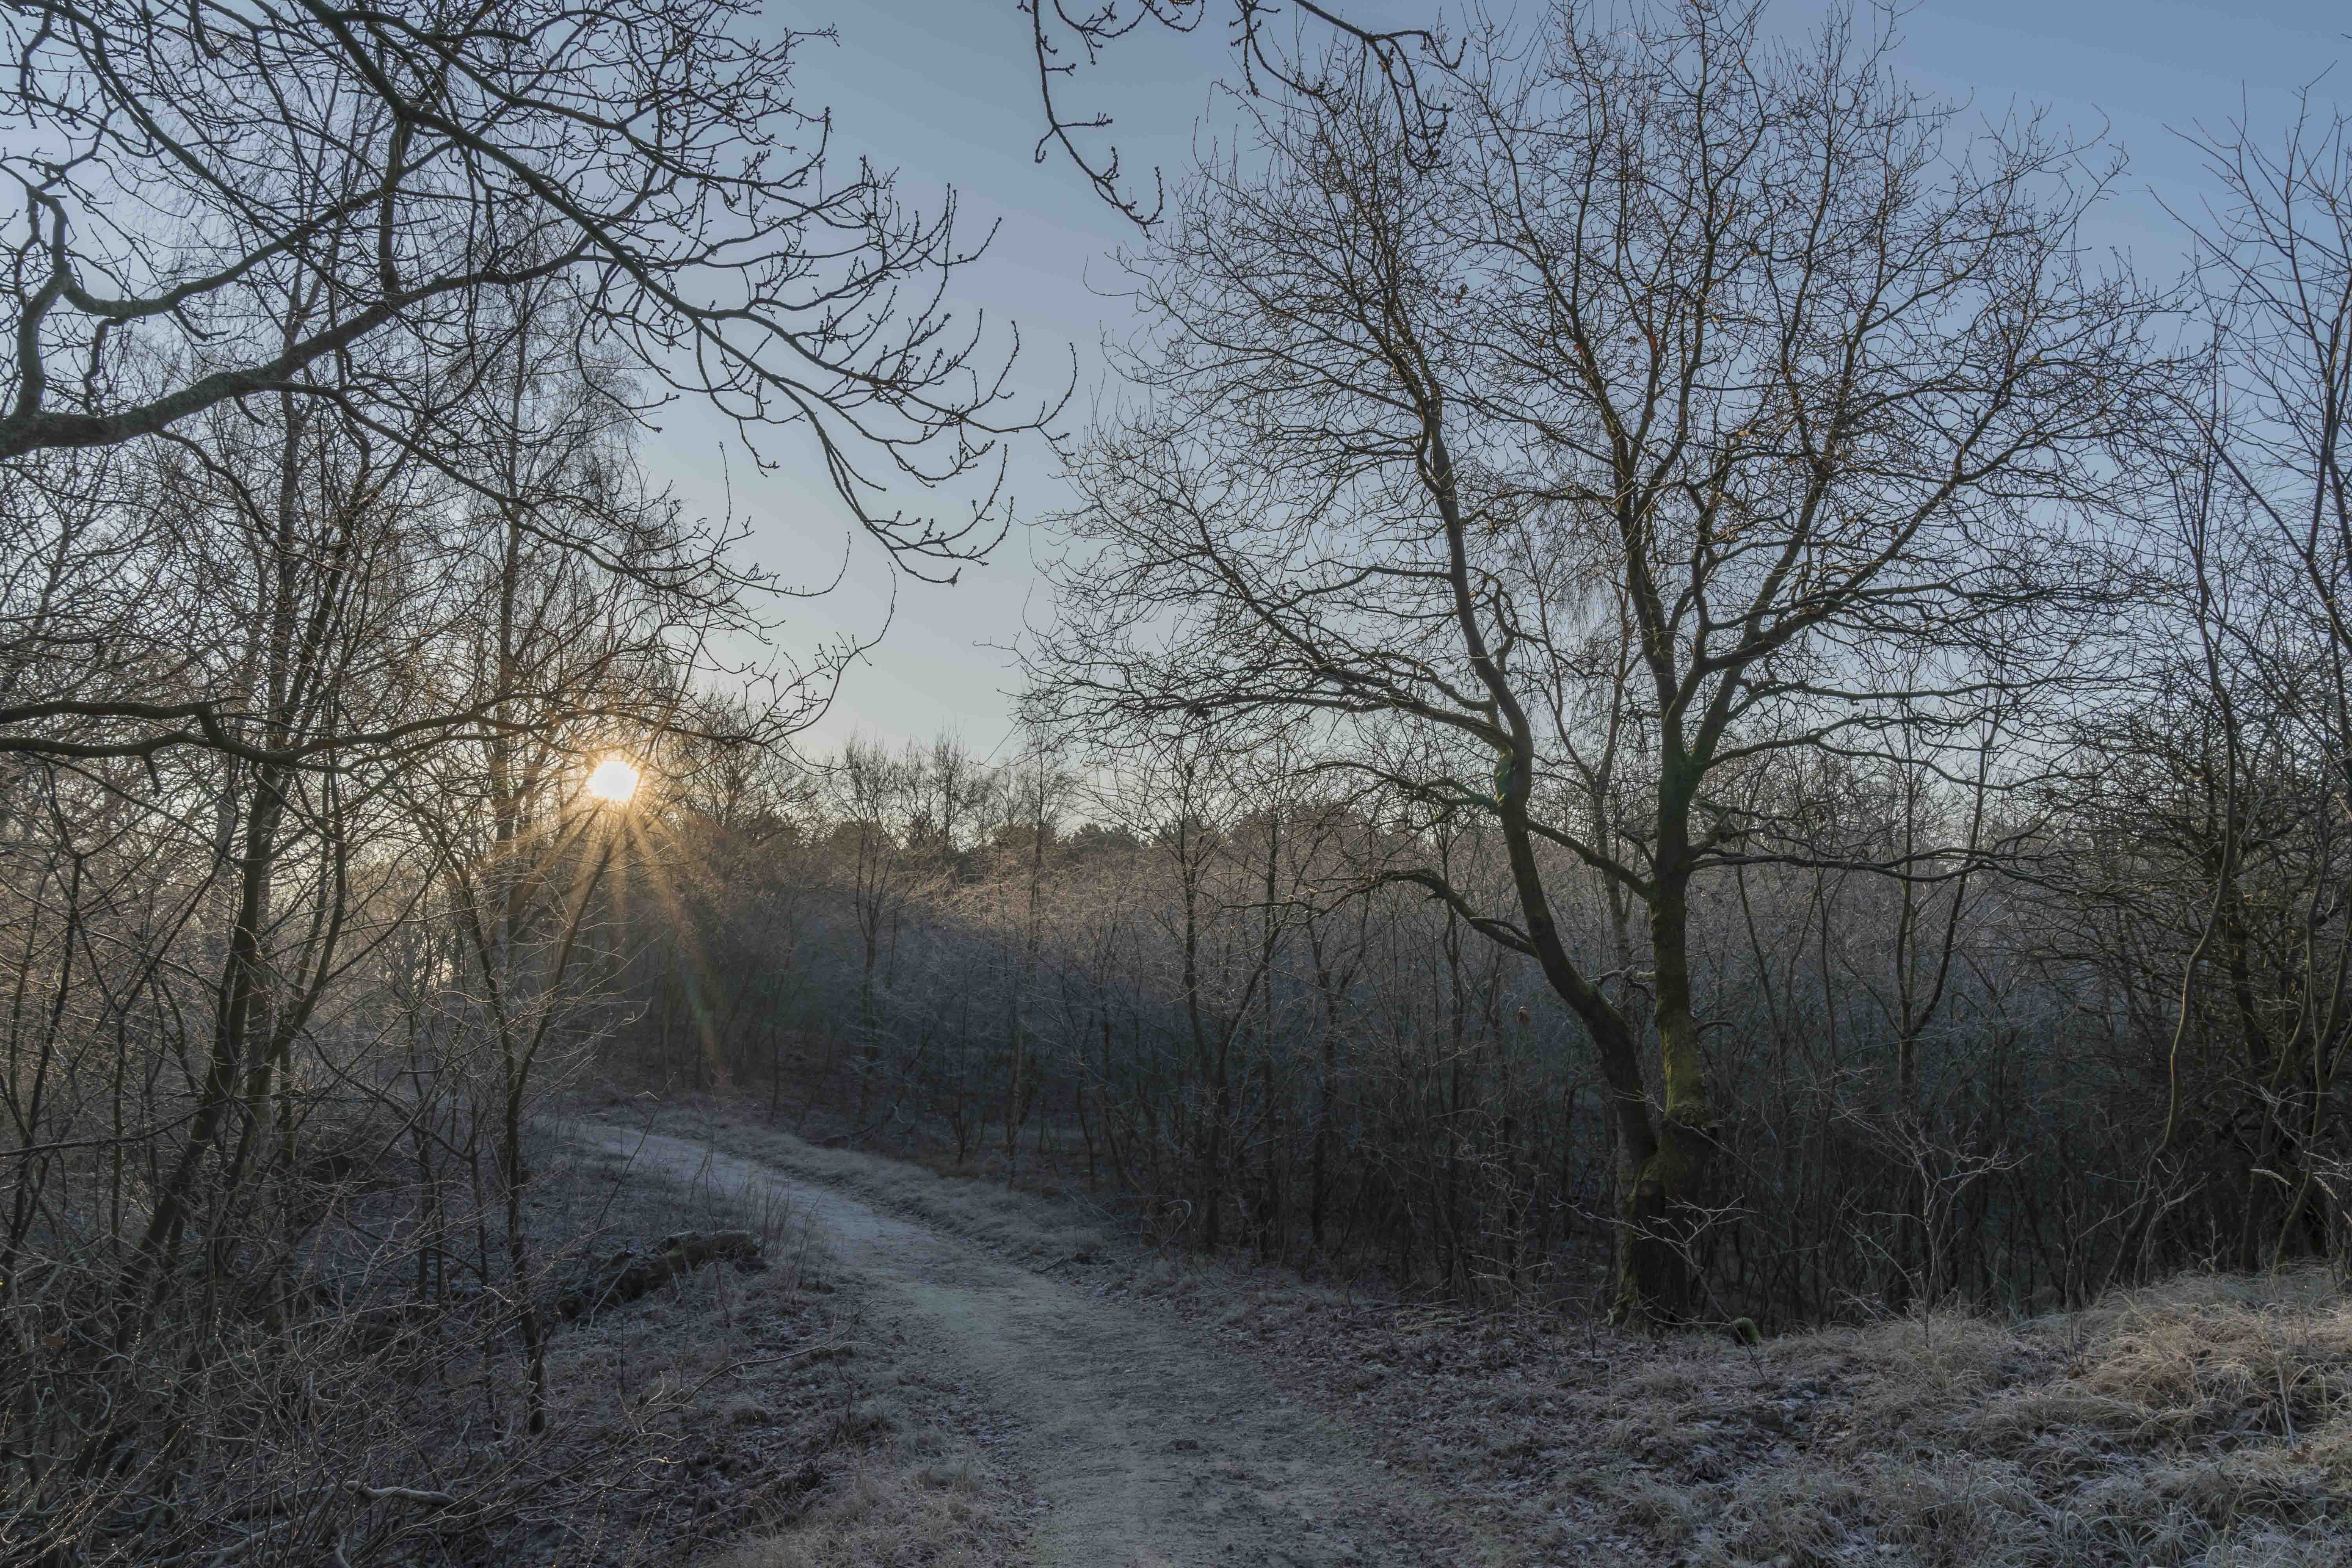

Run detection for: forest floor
[[555, 1089, 2352, 1568], [563, 1102, 1482, 1567], [492, 1114, 1034, 1565]]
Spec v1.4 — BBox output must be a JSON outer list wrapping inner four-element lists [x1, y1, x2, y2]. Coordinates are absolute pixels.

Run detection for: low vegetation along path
[[571, 1121, 1478, 1567]]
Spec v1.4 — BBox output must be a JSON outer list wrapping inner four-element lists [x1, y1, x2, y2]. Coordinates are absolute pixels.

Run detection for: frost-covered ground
[[577, 1091, 2352, 1568]]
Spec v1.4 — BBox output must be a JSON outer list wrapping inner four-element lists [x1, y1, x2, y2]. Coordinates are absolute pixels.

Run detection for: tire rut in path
[[572, 1123, 1481, 1567]]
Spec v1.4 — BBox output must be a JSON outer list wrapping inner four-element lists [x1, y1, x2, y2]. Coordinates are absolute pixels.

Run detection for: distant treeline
[[609, 706, 2346, 1328]]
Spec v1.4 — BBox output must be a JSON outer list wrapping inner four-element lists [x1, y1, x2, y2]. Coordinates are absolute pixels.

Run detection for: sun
[[585, 756, 641, 805]]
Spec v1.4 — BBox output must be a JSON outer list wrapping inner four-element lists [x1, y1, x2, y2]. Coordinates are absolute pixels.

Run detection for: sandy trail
[[568, 1120, 1479, 1568]]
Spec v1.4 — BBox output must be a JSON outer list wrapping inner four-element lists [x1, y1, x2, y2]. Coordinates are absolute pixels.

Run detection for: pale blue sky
[[643, 0, 2351, 758]]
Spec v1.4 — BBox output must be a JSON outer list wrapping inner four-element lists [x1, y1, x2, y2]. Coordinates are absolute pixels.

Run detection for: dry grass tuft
[[2071, 1276, 2352, 1450], [703, 1458, 1022, 1568]]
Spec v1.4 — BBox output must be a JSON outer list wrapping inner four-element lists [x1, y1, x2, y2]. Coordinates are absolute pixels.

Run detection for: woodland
[[3, 0, 2350, 1563]]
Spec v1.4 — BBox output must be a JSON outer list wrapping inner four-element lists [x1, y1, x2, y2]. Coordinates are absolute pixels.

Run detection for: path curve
[[569, 1122, 1477, 1567]]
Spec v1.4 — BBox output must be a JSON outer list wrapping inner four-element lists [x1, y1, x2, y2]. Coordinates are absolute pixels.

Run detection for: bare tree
[[0, 0, 1054, 766], [1031, 0, 2162, 1320], [827, 737, 933, 1120], [2122, 92, 2352, 1270]]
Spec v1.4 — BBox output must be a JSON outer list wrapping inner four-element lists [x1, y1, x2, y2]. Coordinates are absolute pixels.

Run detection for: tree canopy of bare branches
[[1031, 0, 2169, 1319]]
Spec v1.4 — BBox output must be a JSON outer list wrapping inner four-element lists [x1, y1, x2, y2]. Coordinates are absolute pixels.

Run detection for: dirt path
[[569, 1120, 1484, 1568]]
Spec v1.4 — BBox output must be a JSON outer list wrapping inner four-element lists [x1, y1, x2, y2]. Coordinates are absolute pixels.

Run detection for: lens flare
[[585, 757, 640, 805]]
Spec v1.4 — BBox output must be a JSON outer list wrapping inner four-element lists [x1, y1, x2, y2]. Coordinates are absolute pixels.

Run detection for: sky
[[642, 0, 2352, 760]]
